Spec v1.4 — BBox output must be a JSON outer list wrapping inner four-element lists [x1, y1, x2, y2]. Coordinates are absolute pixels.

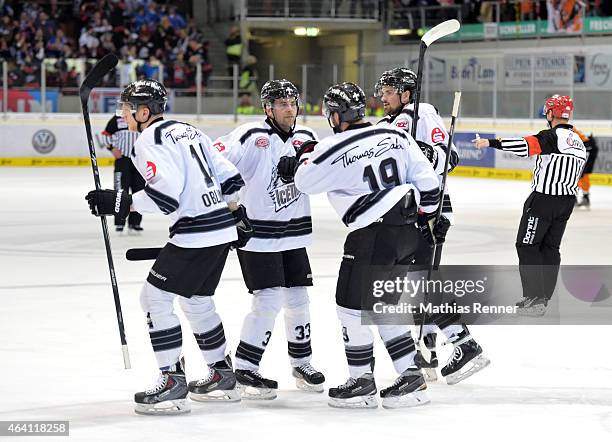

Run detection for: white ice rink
[[1, 168, 611, 441]]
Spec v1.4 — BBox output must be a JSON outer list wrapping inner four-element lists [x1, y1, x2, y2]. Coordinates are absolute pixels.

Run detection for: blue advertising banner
[[454, 132, 496, 168]]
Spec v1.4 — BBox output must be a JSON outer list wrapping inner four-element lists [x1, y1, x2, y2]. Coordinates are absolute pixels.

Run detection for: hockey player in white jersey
[[292, 82, 447, 409], [212, 79, 325, 399], [375, 68, 490, 385], [86, 79, 252, 414]]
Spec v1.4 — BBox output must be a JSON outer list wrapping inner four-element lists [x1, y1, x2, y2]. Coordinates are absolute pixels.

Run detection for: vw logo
[[32, 129, 56, 154]]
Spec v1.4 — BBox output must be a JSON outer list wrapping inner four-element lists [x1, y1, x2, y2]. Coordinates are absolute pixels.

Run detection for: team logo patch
[[431, 127, 445, 143], [145, 161, 157, 180], [213, 141, 225, 152], [255, 136, 269, 148], [396, 120, 408, 128], [292, 139, 304, 147]]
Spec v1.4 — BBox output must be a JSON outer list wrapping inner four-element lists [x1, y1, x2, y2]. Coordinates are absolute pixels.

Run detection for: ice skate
[[292, 362, 325, 392], [128, 224, 144, 234], [189, 355, 240, 402], [414, 333, 438, 382], [441, 332, 490, 385], [328, 373, 378, 409], [235, 369, 278, 400], [134, 360, 190, 415], [517, 297, 548, 317], [380, 368, 430, 409]]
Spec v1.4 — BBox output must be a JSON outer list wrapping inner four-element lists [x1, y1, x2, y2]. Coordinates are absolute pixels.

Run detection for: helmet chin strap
[[134, 108, 160, 133], [268, 105, 297, 134]]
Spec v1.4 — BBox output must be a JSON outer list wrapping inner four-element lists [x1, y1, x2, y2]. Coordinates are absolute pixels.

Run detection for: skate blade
[[190, 389, 241, 402], [517, 305, 547, 317], [237, 384, 277, 400], [382, 389, 430, 409], [445, 354, 491, 385], [295, 378, 324, 393], [134, 399, 191, 415], [422, 367, 438, 382], [328, 395, 378, 409]]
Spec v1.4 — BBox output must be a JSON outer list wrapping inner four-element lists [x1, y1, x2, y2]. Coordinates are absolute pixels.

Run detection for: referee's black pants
[[515, 191, 575, 300], [114, 156, 145, 227]]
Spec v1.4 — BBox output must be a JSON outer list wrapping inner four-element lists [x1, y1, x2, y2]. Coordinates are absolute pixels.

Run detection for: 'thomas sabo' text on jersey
[[294, 123, 440, 231], [130, 119, 245, 248], [214, 118, 317, 252]]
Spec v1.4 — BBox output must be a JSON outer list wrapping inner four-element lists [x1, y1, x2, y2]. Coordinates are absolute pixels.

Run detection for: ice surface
[[0, 168, 611, 441]]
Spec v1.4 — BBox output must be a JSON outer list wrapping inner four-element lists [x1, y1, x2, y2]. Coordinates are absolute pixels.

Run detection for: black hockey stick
[[80, 53, 131, 369], [411, 20, 460, 140], [418, 91, 462, 347], [126, 247, 162, 261]]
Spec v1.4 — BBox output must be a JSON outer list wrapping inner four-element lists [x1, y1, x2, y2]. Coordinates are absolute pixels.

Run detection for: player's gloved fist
[[417, 140, 438, 165], [85, 189, 131, 220], [417, 213, 450, 245], [295, 140, 318, 164], [277, 156, 297, 184], [230, 205, 254, 250]]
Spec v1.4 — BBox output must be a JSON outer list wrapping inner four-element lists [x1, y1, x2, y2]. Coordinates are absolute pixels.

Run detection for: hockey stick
[[418, 91, 462, 347], [411, 19, 460, 140], [80, 53, 131, 369], [126, 247, 162, 261]]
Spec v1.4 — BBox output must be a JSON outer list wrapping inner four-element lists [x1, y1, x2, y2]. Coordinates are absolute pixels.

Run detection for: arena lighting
[[388, 28, 411, 36], [294, 27, 320, 37]]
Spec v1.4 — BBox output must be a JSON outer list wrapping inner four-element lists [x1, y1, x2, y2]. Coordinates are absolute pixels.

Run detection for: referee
[[101, 114, 144, 233], [473, 95, 587, 316]]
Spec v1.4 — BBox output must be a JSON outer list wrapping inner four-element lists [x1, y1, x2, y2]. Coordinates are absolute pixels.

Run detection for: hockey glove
[[295, 140, 318, 164], [85, 189, 131, 220], [417, 140, 438, 166], [230, 205, 254, 250], [277, 155, 297, 184], [417, 213, 451, 246]]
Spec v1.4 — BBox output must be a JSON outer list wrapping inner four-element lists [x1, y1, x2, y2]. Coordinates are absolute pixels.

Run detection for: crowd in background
[[0, 0, 211, 89], [392, 1, 612, 25]]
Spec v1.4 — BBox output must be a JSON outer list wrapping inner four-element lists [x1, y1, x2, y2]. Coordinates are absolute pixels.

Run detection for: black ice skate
[[189, 355, 240, 402], [575, 193, 590, 209], [128, 224, 144, 233], [292, 363, 325, 393], [235, 369, 278, 400], [134, 360, 190, 415], [328, 373, 378, 409], [516, 297, 548, 317], [414, 333, 438, 382], [441, 332, 490, 385], [380, 368, 430, 409]]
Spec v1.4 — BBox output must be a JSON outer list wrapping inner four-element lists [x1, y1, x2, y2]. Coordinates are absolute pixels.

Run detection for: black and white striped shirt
[[489, 123, 587, 196], [101, 116, 139, 157]]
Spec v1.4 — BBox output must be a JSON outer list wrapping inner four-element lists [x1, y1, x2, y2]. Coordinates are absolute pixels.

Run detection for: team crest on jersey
[[255, 136, 270, 148], [431, 127, 445, 143], [396, 120, 408, 128], [213, 141, 225, 152], [267, 166, 302, 212], [145, 161, 157, 181]]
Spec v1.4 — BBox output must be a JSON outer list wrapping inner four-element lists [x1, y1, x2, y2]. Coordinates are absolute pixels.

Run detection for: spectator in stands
[[225, 26, 242, 77], [239, 55, 258, 97]]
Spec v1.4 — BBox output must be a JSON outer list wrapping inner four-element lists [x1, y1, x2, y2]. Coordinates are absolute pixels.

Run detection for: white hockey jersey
[[378, 102, 458, 223], [130, 119, 245, 248], [213, 119, 317, 252], [294, 123, 440, 231]]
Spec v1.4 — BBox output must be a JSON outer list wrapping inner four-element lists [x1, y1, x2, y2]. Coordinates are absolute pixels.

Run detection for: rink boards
[[1, 114, 611, 184]]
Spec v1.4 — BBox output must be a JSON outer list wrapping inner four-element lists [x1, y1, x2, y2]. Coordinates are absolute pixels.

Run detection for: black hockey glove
[[417, 140, 438, 166], [417, 213, 451, 246], [277, 155, 297, 184], [295, 140, 318, 164], [85, 189, 131, 220], [230, 205, 254, 250]]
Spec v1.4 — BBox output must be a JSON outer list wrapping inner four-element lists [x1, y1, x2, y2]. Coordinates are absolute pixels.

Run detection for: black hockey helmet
[[260, 79, 300, 108], [323, 82, 366, 124], [116, 79, 168, 116], [374, 67, 417, 102]]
